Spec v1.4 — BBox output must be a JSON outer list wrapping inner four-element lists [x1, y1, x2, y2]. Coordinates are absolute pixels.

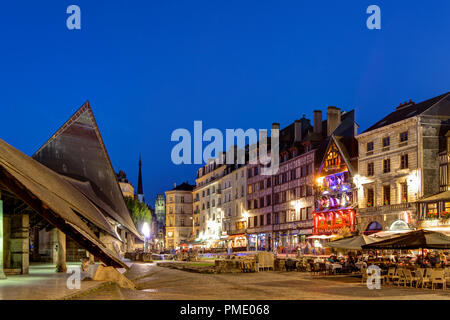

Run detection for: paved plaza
[[0, 263, 106, 300], [72, 262, 450, 300]]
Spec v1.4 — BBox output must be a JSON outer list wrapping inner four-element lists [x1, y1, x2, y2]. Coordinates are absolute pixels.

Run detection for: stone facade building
[[356, 92, 450, 234], [193, 157, 227, 246], [164, 182, 194, 249]]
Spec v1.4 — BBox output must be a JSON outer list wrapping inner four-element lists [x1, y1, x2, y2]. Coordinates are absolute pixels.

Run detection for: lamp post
[[142, 222, 150, 253]]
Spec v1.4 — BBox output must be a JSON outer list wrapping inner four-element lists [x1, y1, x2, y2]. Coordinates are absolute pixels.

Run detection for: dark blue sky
[[1, 1, 449, 205]]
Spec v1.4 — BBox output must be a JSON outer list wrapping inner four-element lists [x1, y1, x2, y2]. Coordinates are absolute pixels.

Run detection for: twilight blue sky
[[1, 1, 449, 205]]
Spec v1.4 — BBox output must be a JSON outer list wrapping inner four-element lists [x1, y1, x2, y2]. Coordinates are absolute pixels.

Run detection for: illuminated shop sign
[[313, 209, 355, 234]]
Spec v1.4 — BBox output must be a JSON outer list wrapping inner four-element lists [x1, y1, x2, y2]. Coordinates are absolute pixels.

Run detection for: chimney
[[327, 106, 341, 136], [313, 110, 322, 134], [294, 120, 302, 142], [272, 122, 280, 131]]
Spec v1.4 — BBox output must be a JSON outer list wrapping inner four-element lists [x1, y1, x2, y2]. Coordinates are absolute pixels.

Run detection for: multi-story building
[[312, 109, 359, 238], [356, 92, 450, 234], [220, 163, 248, 250], [154, 194, 166, 249], [246, 108, 355, 251], [193, 156, 227, 247], [116, 170, 135, 198], [164, 182, 194, 249]]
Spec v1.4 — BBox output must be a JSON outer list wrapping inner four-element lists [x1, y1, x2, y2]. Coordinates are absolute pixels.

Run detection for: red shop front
[[312, 209, 356, 235]]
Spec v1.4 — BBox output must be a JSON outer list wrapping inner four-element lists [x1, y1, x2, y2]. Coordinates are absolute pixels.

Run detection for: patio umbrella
[[362, 229, 450, 250], [326, 235, 379, 250]]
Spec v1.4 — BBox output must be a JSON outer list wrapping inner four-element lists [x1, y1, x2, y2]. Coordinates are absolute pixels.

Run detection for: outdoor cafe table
[[327, 263, 342, 274]]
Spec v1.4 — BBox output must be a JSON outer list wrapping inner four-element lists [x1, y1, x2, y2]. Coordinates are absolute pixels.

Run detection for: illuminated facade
[[356, 93, 450, 234], [165, 183, 194, 249], [194, 156, 227, 247]]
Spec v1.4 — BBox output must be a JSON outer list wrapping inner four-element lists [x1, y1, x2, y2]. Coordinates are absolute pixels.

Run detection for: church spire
[[137, 154, 144, 202]]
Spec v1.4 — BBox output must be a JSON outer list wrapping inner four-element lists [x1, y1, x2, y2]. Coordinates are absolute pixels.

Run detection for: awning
[[307, 235, 338, 240], [363, 229, 450, 250], [417, 190, 450, 202]]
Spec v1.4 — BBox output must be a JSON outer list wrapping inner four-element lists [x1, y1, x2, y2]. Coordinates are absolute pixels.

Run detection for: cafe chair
[[431, 269, 446, 290], [403, 269, 418, 288], [387, 267, 399, 285], [416, 269, 430, 289]]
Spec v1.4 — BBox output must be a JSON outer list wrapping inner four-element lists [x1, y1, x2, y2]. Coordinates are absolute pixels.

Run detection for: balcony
[[359, 202, 416, 215]]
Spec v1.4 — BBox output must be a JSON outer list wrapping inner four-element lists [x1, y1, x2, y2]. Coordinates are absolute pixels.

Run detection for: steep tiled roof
[[172, 182, 195, 191], [363, 92, 450, 133]]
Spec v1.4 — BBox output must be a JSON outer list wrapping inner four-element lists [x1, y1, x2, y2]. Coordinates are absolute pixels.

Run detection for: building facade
[[116, 170, 135, 198], [356, 93, 450, 234], [193, 157, 227, 247], [165, 182, 194, 249]]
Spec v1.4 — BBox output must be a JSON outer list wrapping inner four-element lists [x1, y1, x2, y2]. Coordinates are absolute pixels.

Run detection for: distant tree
[[124, 196, 152, 234]]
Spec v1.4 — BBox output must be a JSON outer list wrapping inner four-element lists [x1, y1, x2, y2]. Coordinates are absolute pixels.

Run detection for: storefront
[[227, 234, 247, 251], [417, 191, 450, 234]]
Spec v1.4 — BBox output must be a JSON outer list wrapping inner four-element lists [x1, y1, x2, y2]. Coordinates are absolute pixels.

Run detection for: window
[[267, 213, 271, 225], [259, 215, 264, 226], [247, 200, 252, 210], [248, 169, 253, 178], [306, 185, 313, 196], [254, 166, 259, 176], [307, 207, 312, 220], [300, 186, 305, 197], [367, 141, 374, 152], [383, 185, 391, 205], [281, 191, 287, 203], [254, 199, 258, 209], [181, 196, 184, 203], [274, 193, 280, 204], [308, 164, 313, 175], [274, 212, 279, 224], [259, 181, 264, 190], [400, 182, 408, 202], [400, 131, 408, 142], [180, 218, 185, 227], [301, 166, 307, 177], [282, 172, 288, 183], [253, 216, 258, 227], [382, 137, 390, 147], [259, 197, 264, 208], [266, 178, 271, 188], [400, 154, 408, 169], [248, 185, 252, 194], [367, 162, 374, 176], [202, 191, 205, 198], [212, 199, 215, 207], [300, 208, 306, 221], [383, 159, 390, 173], [289, 189, 296, 200], [367, 188, 374, 207], [274, 176, 279, 186], [207, 189, 210, 196]]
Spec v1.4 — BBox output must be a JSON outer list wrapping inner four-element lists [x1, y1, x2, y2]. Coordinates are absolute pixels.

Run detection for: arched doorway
[[364, 221, 382, 235]]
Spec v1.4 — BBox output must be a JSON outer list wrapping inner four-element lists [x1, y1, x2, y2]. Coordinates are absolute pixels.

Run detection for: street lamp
[[142, 222, 150, 253]]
